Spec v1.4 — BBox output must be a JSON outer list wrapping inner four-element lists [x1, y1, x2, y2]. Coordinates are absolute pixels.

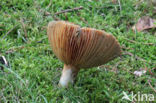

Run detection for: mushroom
[[47, 21, 121, 87]]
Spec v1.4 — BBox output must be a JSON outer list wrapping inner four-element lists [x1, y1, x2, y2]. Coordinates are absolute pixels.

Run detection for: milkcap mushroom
[[47, 21, 121, 87]]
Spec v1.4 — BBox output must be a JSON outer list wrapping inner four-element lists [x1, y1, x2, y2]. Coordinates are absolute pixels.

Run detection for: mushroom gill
[[47, 21, 121, 87]]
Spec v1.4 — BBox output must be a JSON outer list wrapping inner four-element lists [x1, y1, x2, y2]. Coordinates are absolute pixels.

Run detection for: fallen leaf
[[112, 0, 117, 4], [132, 16, 156, 32], [134, 70, 146, 77]]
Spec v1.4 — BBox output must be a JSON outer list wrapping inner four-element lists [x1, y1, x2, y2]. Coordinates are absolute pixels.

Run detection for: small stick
[[46, 0, 52, 9], [37, 37, 47, 43], [112, 60, 122, 73], [123, 38, 136, 43], [80, 17, 88, 25], [44, 11, 60, 20], [118, 0, 122, 11], [123, 38, 155, 46], [20, 18, 28, 41], [55, 6, 83, 15], [143, 43, 155, 46], [121, 45, 133, 50], [123, 51, 146, 62], [123, 51, 154, 65], [5, 46, 25, 54], [53, 15, 60, 21], [2, 25, 18, 39], [148, 80, 156, 93]]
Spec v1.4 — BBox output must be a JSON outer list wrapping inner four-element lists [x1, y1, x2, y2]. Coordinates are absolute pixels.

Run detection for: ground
[[0, 0, 156, 103]]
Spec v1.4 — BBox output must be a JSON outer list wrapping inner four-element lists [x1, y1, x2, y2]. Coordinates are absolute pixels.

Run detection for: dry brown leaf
[[112, 0, 117, 4], [132, 16, 156, 32]]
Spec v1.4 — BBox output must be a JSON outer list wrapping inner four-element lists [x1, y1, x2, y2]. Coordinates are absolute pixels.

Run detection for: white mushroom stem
[[59, 64, 79, 87]]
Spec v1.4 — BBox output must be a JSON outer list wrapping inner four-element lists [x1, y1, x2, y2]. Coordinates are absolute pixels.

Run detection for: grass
[[0, 0, 156, 102]]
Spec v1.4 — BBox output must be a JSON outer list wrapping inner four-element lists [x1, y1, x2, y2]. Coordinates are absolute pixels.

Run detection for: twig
[[143, 43, 155, 46], [44, 11, 60, 20], [20, 18, 28, 41], [41, 26, 47, 31], [0, 91, 7, 102], [37, 37, 47, 43], [148, 80, 156, 93], [80, 17, 88, 25], [46, 0, 52, 9], [121, 45, 133, 50], [123, 51, 153, 65], [54, 6, 83, 15], [118, 0, 122, 11], [149, 67, 156, 76], [5, 37, 48, 53], [123, 51, 146, 62], [148, 68, 154, 76], [112, 60, 122, 73], [2, 25, 18, 39], [123, 38, 155, 46], [123, 38, 136, 43], [5, 46, 25, 54], [53, 15, 60, 21]]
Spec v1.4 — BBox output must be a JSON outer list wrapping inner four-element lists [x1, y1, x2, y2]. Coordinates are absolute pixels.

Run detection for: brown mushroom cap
[[47, 21, 121, 69]]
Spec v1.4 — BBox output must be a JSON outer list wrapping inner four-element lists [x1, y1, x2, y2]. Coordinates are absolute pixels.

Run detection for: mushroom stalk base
[[59, 64, 79, 87]]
